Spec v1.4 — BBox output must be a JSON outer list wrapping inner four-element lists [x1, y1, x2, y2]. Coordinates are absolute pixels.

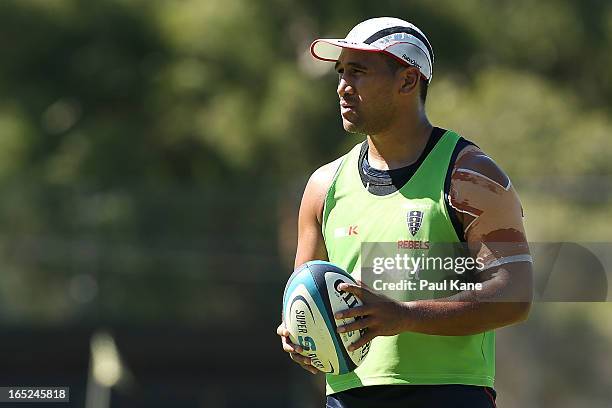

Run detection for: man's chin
[[342, 119, 364, 134]]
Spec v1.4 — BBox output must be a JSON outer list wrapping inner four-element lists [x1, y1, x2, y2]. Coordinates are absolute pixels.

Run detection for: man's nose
[[337, 77, 354, 98]]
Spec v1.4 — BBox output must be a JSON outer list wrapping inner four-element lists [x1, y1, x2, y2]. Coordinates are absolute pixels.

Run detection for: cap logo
[[363, 26, 433, 62], [376, 32, 412, 45], [401, 54, 421, 69]]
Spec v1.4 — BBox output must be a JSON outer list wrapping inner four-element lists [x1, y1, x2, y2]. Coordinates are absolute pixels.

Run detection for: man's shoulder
[[303, 153, 350, 225], [452, 143, 511, 190], [309, 156, 344, 190], [308, 139, 364, 192], [448, 141, 523, 241], [306, 156, 344, 202]]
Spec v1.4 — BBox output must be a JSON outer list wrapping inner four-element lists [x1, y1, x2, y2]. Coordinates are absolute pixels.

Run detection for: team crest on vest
[[407, 210, 424, 236]]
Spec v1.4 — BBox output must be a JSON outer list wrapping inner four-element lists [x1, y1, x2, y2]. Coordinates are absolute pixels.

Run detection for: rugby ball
[[282, 261, 371, 375]]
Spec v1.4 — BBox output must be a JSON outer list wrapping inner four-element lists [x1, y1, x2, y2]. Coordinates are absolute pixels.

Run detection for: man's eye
[[337, 68, 364, 77]]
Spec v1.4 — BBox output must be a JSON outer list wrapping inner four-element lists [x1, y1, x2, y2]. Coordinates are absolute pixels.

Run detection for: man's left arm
[[336, 147, 533, 348]]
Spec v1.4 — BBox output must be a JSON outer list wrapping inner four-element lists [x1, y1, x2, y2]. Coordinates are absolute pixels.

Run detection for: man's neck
[[367, 115, 433, 171]]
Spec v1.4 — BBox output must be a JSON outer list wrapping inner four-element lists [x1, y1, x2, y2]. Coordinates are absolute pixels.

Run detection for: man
[[277, 17, 532, 407]]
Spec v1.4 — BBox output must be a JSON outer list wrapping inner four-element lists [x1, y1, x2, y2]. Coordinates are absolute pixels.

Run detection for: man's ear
[[398, 67, 420, 95]]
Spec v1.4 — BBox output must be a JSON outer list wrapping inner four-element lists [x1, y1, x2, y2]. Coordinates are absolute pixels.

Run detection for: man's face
[[335, 49, 400, 135]]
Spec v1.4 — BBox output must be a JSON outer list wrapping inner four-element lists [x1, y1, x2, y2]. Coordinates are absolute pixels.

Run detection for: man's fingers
[[278, 323, 318, 374], [338, 281, 380, 303], [305, 365, 319, 374], [355, 279, 375, 291], [276, 323, 290, 337], [277, 322, 304, 352], [337, 317, 372, 333], [347, 330, 375, 352], [337, 283, 367, 298], [281, 335, 303, 353], [282, 340, 303, 353], [291, 355, 318, 374], [282, 341, 297, 353], [334, 305, 370, 319], [290, 352, 311, 366]]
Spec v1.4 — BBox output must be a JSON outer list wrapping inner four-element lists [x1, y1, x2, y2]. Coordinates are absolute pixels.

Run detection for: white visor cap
[[311, 17, 434, 81]]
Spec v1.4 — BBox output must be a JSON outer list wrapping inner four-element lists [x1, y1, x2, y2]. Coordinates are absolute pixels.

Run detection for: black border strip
[[364, 26, 433, 62], [444, 137, 477, 243]]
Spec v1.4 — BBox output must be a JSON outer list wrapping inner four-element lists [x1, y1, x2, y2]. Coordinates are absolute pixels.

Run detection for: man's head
[[334, 48, 425, 134], [310, 17, 434, 134]]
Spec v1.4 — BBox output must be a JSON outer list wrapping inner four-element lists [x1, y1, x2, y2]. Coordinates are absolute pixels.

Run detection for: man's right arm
[[294, 158, 343, 267], [277, 157, 343, 374]]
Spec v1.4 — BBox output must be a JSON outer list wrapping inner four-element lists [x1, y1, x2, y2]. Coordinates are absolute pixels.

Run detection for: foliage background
[[0, 0, 611, 406]]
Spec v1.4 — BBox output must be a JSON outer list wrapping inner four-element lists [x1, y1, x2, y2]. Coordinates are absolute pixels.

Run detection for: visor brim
[[310, 39, 381, 62]]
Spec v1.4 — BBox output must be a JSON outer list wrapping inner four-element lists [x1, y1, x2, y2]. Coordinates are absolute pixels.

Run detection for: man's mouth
[[340, 105, 357, 120], [340, 101, 357, 113]]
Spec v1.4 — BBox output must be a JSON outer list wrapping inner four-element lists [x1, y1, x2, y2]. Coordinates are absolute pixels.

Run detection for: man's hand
[[337, 264, 532, 337], [334, 281, 409, 351], [276, 323, 319, 374]]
